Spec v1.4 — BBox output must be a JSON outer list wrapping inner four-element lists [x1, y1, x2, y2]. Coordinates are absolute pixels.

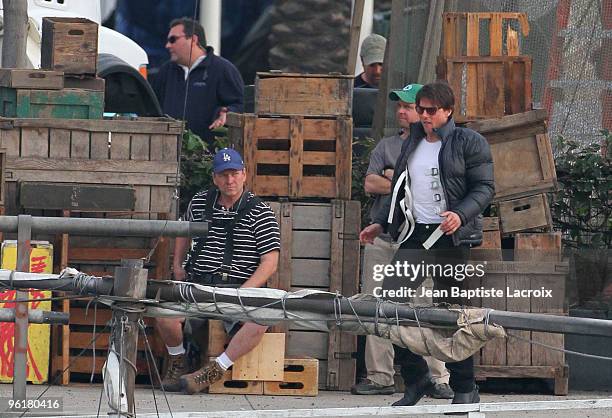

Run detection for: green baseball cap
[[389, 83, 423, 103]]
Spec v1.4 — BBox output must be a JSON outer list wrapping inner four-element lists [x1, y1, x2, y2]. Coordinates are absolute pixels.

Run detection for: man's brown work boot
[[160, 353, 187, 392], [180, 360, 225, 394]]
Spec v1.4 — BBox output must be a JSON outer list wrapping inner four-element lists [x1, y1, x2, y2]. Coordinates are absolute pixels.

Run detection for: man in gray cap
[[355, 34, 386, 88], [352, 84, 453, 400]]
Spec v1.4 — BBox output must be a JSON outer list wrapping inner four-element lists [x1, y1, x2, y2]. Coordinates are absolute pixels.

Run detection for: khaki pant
[[361, 237, 450, 386]]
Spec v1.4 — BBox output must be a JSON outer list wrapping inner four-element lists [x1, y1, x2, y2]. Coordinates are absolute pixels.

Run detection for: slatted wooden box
[[437, 56, 532, 121], [266, 200, 360, 391], [41, 17, 98, 75], [498, 194, 553, 235], [465, 259, 568, 395], [467, 110, 557, 202], [227, 112, 352, 199], [255, 72, 353, 117], [0, 88, 104, 119], [0, 69, 64, 90]]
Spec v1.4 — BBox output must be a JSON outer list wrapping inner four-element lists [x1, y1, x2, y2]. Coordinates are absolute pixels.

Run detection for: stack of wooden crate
[[0, 18, 104, 120], [465, 111, 568, 393], [224, 72, 360, 393]]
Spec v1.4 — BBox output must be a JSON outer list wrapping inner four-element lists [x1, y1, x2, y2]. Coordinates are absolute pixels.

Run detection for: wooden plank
[[277, 201, 293, 292], [253, 176, 336, 199], [20, 127, 49, 157], [515, 232, 562, 262], [133, 186, 151, 219], [90, 132, 109, 159], [69, 248, 149, 261], [291, 203, 332, 230], [475, 365, 560, 379], [69, 331, 151, 351], [19, 182, 135, 211], [70, 130, 89, 158], [507, 27, 520, 56], [326, 200, 344, 390], [489, 13, 503, 56], [243, 115, 257, 192], [48, 128, 71, 158], [481, 62, 505, 117], [150, 186, 176, 218], [7, 157, 176, 174], [0, 69, 64, 89], [130, 133, 150, 161], [286, 331, 328, 359], [346, 0, 366, 74], [254, 117, 290, 140], [292, 231, 331, 259], [466, 14, 480, 56], [0, 128, 20, 156], [536, 133, 557, 187], [5, 168, 175, 186], [289, 116, 304, 198], [466, 62, 479, 118], [506, 271, 531, 366], [466, 109, 547, 135], [470, 230, 502, 261], [482, 217, 500, 231], [480, 269, 507, 365], [63, 76, 105, 91], [1, 116, 183, 134], [205, 320, 229, 358], [232, 333, 285, 381], [291, 259, 330, 288], [110, 132, 130, 159], [263, 358, 319, 396], [335, 117, 352, 199]]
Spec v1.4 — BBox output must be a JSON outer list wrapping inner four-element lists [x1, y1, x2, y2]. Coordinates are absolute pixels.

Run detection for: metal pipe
[[0, 308, 70, 324], [0, 215, 208, 237]]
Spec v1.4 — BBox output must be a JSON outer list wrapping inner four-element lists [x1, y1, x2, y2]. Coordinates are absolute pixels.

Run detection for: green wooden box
[[0, 87, 104, 119]]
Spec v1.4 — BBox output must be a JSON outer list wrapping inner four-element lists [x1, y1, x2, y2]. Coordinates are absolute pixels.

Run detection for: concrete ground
[[0, 384, 611, 417]]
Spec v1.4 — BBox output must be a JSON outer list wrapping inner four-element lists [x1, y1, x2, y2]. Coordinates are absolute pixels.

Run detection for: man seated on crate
[[360, 81, 494, 407], [155, 148, 280, 394], [352, 83, 453, 400]]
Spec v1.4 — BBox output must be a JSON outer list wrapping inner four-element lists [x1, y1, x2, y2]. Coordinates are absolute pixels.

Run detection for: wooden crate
[[0, 116, 181, 219], [0, 88, 104, 119], [41, 17, 98, 75], [227, 113, 352, 200], [209, 356, 264, 395], [0, 69, 64, 90], [498, 194, 552, 234], [50, 304, 165, 382], [437, 55, 532, 120], [470, 217, 502, 261], [442, 12, 530, 58], [471, 261, 568, 395], [255, 72, 353, 117], [267, 200, 360, 391], [263, 358, 319, 396], [467, 110, 557, 201]]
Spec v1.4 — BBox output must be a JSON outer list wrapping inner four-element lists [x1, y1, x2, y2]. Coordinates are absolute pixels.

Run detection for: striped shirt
[[184, 189, 280, 282]]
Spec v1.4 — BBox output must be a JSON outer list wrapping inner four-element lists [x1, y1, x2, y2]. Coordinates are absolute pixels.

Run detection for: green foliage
[[179, 128, 228, 213], [351, 135, 377, 227], [551, 131, 611, 248]]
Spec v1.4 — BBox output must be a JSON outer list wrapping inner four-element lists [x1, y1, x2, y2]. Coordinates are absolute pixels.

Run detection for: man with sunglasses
[[360, 81, 494, 408], [151, 17, 244, 145], [353, 84, 453, 400]]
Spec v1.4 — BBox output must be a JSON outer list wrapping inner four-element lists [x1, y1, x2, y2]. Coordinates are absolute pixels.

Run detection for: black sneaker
[[392, 373, 435, 406], [351, 378, 395, 395], [427, 382, 454, 399]]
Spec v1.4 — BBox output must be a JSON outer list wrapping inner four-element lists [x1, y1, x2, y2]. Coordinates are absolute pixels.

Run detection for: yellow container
[[0, 241, 53, 384]]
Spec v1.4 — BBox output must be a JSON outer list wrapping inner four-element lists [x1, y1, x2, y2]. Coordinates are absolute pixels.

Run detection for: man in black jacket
[[151, 18, 244, 145], [360, 81, 494, 407]]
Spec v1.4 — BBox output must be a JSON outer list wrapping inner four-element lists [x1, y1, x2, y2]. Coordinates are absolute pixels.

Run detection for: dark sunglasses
[[167, 35, 187, 44], [415, 105, 440, 116]]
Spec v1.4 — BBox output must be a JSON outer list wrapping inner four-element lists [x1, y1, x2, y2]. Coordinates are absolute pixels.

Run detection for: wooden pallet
[[467, 110, 557, 202], [227, 112, 352, 200], [267, 200, 360, 391], [437, 55, 532, 120], [254, 72, 353, 117], [442, 12, 530, 58]]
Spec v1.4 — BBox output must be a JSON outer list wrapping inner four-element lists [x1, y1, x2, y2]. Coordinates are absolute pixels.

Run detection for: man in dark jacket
[[360, 81, 494, 407], [151, 18, 244, 145]]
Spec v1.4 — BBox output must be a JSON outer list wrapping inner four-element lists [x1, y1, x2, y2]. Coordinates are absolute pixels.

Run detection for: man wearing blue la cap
[[155, 148, 280, 394], [353, 83, 453, 399]]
